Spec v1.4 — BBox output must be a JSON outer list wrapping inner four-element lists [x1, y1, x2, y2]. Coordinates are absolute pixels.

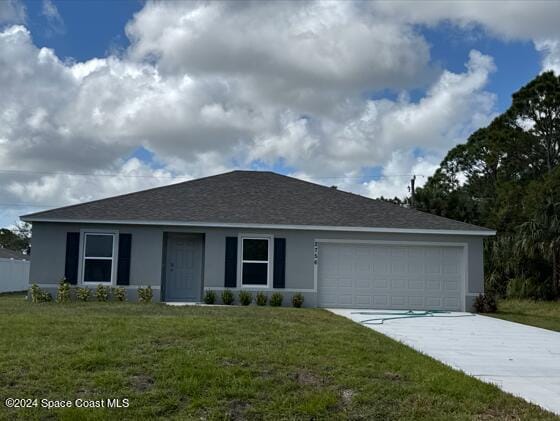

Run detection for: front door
[[165, 234, 203, 302]]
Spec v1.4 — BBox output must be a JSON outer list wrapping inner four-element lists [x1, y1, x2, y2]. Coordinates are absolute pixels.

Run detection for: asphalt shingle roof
[[22, 171, 493, 233]]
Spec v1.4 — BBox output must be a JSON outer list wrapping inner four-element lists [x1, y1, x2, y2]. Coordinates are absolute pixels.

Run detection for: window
[[241, 237, 270, 286], [82, 233, 115, 284]]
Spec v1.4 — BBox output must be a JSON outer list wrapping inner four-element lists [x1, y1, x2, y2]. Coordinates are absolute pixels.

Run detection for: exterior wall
[[29, 222, 486, 309], [0, 258, 30, 292], [30, 222, 163, 302]]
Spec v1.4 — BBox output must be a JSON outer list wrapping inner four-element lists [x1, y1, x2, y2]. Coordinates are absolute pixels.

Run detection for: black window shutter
[[64, 232, 80, 285], [273, 238, 286, 288], [117, 233, 132, 285], [224, 237, 237, 287]]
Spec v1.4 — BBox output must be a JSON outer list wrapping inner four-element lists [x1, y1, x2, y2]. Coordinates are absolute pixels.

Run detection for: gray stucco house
[[21, 171, 494, 310]]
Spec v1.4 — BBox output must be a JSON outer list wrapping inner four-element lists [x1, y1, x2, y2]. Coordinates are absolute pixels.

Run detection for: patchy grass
[[0, 294, 556, 420], [490, 299, 560, 332]]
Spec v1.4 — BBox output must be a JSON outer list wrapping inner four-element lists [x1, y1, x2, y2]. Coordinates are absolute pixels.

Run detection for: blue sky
[[22, 1, 541, 113], [23, 0, 142, 61], [0, 0, 558, 227]]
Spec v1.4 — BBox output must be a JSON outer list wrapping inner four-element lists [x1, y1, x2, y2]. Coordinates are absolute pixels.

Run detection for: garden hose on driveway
[[350, 309, 476, 325]]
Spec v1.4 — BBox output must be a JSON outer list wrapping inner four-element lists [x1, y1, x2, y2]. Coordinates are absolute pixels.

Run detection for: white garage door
[[317, 243, 464, 310]]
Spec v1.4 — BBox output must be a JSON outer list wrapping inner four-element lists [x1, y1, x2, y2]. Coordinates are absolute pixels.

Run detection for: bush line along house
[[21, 171, 495, 309]]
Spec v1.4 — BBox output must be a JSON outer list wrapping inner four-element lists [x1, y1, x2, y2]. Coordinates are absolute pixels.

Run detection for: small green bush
[[29, 283, 41, 303], [56, 279, 71, 303], [506, 276, 547, 300], [255, 291, 267, 306], [112, 287, 126, 302], [39, 291, 52, 303], [239, 290, 253, 306], [29, 284, 52, 303], [291, 292, 304, 308], [95, 284, 110, 302], [138, 286, 153, 303], [270, 292, 283, 307], [473, 293, 497, 313], [76, 287, 91, 302], [221, 289, 234, 305], [204, 290, 216, 304]]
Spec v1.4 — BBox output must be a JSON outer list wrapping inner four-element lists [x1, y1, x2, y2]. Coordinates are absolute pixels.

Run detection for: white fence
[[0, 258, 30, 293]]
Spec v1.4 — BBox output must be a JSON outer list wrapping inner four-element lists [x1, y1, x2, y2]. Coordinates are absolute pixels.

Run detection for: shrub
[[56, 279, 71, 303], [30, 283, 41, 303], [270, 292, 283, 307], [473, 293, 497, 313], [96, 284, 110, 302], [112, 287, 126, 302], [39, 291, 52, 303], [506, 276, 548, 300], [221, 289, 234, 305], [76, 287, 91, 302], [138, 286, 153, 303], [255, 291, 267, 306], [291, 292, 304, 308], [29, 284, 52, 303], [239, 290, 253, 306], [204, 290, 216, 304]]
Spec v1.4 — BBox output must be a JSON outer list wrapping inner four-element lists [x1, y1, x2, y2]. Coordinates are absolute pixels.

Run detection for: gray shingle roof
[[21, 170, 493, 233], [0, 248, 29, 260]]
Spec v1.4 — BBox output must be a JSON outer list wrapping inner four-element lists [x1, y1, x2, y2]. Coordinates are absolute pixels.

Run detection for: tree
[[516, 199, 560, 297], [507, 71, 560, 174], [409, 72, 560, 299], [0, 222, 31, 253]]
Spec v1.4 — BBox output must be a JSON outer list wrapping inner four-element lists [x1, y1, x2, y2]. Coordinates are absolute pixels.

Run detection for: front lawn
[[490, 299, 560, 332], [0, 294, 555, 420]]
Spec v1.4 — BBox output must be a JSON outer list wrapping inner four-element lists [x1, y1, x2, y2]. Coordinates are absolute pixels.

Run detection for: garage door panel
[[318, 243, 463, 311], [356, 279, 372, 289], [373, 279, 388, 289], [408, 296, 424, 307], [444, 280, 459, 291], [338, 277, 353, 288], [355, 295, 372, 305], [408, 280, 424, 290], [374, 295, 388, 305], [391, 279, 406, 289], [391, 296, 406, 306]]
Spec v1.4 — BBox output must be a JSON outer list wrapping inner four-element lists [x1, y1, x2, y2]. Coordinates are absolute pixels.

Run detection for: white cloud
[[4, 0, 548, 227], [125, 1, 433, 96], [41, 0, 65, 36], [536, 40, 560, 74], [370, 1, 560, 74], [0, 0, 25, 24]]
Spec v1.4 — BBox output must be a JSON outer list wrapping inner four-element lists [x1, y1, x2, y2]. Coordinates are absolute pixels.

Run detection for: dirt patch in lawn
[[226, 399, 251, 420], [130, 374, 154, 392], [383, 371, 404, 382], [341, 388, 356, 405], [293, 369, 324, 387]]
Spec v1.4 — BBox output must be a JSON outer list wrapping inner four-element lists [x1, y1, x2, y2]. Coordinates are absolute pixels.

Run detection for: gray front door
[[165, 234, 203, 302]]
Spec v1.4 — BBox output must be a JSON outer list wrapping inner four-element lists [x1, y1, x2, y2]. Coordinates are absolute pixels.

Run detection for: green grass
[[0, 294, 556, 420], [490, 299, 560, 332]]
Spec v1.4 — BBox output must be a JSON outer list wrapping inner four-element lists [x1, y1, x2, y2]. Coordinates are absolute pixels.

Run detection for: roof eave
[[20, 216, 496, 236]]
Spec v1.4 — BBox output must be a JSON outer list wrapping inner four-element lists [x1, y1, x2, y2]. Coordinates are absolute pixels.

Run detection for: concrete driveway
[[329, 309, 560, 415]]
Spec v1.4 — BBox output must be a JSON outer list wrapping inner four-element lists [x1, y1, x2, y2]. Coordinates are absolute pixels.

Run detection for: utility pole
[[410, 175, 416, 208]]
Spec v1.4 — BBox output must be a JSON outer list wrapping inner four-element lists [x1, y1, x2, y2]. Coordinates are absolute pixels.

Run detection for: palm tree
[[517, 199, 560, 298]]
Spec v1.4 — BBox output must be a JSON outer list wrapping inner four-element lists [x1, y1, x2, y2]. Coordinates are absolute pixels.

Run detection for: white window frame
[[239, 235, 272, 288], [81, 232, 117, 285]]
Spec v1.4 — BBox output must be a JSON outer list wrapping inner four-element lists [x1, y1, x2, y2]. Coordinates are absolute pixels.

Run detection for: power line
[[0, 203, 67, 208], [0, 172, 426, 210], [0, 169, 427, 180]]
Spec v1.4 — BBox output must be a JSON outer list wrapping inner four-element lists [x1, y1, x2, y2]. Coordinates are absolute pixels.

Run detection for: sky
[[0, 0, 558, 228]]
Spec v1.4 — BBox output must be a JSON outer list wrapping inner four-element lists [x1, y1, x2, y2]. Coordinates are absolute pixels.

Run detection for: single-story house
[[21, 171, 494, 310], [0, 248, 30, 293]]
